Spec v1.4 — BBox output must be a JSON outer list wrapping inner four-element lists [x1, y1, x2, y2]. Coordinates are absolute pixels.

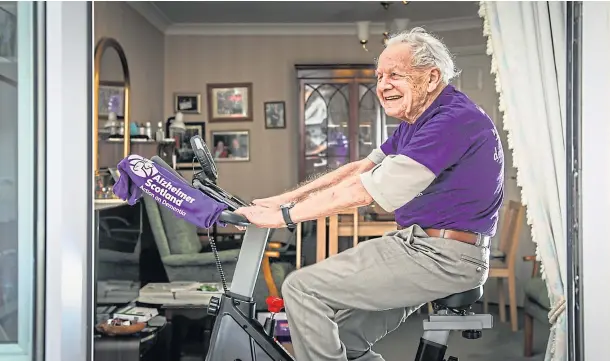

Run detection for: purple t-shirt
[[380, 85, 504, 236]]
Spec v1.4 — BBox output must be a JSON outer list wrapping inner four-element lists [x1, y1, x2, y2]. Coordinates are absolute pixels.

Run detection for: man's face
[[375, 43, 436, 123]]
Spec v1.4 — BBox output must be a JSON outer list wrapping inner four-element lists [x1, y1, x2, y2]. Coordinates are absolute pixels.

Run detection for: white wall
[[94, 1, 165, 124], [581, 2, 610, 360]]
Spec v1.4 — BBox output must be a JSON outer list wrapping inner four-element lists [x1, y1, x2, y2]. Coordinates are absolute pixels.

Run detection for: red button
[[266, 296, 284, 313]]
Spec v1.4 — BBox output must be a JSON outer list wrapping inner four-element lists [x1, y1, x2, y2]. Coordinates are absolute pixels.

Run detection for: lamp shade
[[170, 111, 186, 134], [357, 21, 370, 41]]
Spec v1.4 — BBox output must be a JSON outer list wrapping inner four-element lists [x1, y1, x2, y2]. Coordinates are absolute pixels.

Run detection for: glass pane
[[326, 156, 349, 171], [357, 83, 403, 156], [0, 2, 35, 359], [358, 84, 380, 159], [384, 116, 401, 141], [304, 83, 349, 179]]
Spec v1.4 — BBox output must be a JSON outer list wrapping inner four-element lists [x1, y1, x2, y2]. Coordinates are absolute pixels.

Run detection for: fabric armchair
[[142, 195, 294, 309]]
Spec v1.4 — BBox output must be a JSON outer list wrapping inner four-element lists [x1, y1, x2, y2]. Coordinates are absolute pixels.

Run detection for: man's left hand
[[234, 205, 286, 229]]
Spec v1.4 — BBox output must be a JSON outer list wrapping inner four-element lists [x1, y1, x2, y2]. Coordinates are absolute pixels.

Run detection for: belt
[[398, 226, 490, 247]]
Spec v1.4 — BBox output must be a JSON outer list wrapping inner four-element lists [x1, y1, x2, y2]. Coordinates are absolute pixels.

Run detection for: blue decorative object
[[130, 122, 139, 135]]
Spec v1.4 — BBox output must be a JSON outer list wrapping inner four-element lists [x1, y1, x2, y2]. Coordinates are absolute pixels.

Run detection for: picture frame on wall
[[175, 122, 206, 170], [210, 130, 250, 162], [174, 92, 202, 114], [98, 81, 125, 119], [207, 82, 253, 122], [264, 101, 286, 129]]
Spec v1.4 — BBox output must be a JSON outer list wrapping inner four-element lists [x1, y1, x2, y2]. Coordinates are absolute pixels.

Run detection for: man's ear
[[427, 68, 442, 92]]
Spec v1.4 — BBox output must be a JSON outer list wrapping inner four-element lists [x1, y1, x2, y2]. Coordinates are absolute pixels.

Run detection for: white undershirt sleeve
[[360, 154, 435, 212], [366, 148, 387, 165]]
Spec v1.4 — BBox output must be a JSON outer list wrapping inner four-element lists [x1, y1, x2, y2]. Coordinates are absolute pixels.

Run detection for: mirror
[[94, 37, 131, 185]]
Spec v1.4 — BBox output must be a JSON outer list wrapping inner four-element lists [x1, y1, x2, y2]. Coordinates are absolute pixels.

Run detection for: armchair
[[97, 212, 142, 282], [522, 254, 551, 357], [141, 195, 294, 309]]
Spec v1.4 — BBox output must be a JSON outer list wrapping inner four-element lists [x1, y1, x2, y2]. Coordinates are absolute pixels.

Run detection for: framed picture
[[98, 81, 125, 119], [174, 92, 201, 114], [175, 122, 206, 170], [210, 130, 250, 162], [207, 82, 253, 122], [264, 101, 286, 129]]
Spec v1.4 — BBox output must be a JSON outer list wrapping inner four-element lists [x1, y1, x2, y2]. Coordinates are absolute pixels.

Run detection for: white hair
[[385, 27, 460, 84]]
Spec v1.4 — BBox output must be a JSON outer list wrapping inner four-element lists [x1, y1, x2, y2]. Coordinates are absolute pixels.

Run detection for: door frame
[[44, 2, 93, 361]]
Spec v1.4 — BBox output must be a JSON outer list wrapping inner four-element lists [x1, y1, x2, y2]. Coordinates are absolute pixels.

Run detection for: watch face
[[281, 201, 295, 209]]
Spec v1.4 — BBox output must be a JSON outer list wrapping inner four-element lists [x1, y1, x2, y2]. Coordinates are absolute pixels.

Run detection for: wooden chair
[[261, 241, 284, 297], [522, 254, 550, 356], [482, 200, 526, 332], [327, 208, 398, 256], [200, 225, 286, 298]]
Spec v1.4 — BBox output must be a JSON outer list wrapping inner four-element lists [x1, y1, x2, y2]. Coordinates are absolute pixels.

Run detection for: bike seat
[[432, 286, 483, 309]]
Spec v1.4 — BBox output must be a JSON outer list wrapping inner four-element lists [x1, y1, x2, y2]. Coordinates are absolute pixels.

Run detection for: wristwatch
[[280, 201, 297, 229]]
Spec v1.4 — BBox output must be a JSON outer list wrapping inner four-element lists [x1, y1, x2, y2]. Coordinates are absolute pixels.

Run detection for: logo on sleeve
[[128, 155, 158, 178]]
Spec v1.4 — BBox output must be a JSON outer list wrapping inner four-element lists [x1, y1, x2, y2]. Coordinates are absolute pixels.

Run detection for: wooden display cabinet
[[296, 64, 401, 182]]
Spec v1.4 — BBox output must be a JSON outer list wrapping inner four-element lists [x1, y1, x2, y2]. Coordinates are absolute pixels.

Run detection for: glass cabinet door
[[382, 115, 402, 144], [357, 83, 380, 159], [357, 82, 402, 159], [303, 83, 350, 180], [298, 65, 398, 182]]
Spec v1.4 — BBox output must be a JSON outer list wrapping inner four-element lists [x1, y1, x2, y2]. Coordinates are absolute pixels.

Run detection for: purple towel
[[113, 155, 227, 229]]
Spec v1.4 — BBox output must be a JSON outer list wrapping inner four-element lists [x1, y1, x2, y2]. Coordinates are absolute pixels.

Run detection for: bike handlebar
[[218, 210, 249, 227]]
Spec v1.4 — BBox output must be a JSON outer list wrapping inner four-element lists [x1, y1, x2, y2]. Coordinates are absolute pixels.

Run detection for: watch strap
[[281, 204, 296, 229]]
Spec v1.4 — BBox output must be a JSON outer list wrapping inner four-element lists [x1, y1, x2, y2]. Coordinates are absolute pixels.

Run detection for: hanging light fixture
[[356, 2, 411, 51], [381, 3, 392, 46], [382, 20, 392, 46], [356, 21, 370, 51]]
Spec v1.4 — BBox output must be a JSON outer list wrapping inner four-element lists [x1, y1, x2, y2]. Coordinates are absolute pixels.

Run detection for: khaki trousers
[[281, 224, 490, 361]]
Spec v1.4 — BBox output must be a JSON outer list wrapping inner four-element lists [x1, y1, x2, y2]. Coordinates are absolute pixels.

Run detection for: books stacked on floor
[[138, 281, 229, 306], [113, 305, 159, 323]]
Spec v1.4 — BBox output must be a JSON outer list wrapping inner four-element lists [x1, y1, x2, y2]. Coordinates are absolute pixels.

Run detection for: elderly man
[[235, 27, 504, 361]]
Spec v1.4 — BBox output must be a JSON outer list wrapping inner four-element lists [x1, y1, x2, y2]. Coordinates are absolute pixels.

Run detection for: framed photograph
[[264, 101, 286, 129], [207, 82, 253, 122], [98, 81, 125, 119], [174, 92, 202, 114], [175, 122, 206, 170], [210, 130, 250, 162]]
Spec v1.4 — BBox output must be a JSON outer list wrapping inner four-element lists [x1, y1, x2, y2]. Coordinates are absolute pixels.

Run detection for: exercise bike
[[150, 135, 494, 361]]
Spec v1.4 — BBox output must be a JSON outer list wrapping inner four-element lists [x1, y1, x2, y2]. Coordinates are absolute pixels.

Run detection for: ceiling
[[149, 1, 479, 24]]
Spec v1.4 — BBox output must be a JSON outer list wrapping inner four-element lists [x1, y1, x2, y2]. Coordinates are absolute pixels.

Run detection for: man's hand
[[251, 195, 288, 209], [234, 205, 286, 229]]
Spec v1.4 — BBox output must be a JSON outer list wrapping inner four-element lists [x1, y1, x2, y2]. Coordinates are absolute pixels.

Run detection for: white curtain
[[478, 2, 567, 361]]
